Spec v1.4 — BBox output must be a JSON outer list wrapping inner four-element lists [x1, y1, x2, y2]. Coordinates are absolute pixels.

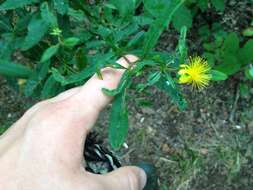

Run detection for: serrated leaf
[[63, 37, 80, 48], [172, 5, 192, 31], [210, 70, 228, 81], [40, 44, 59, 63], [53, 0, 69, 15], [0, 61, 32, 78], [109, 91, 129, 149], [0, 0, 39, 10], [22, 17, 50, 50]]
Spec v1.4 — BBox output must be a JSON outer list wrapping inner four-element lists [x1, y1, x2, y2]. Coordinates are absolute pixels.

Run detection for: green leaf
[[172, 5, 192, 31], [40, 44, 59, 63], [147, 71, 161, 86], [23, 78, 40, 97], [53, 53, 113, 85], [40, 2, 58, 26], [67, 8, 86, 22], [109, 0, 135, 19], [109, 91, 129, 149], [211, 0, 225, 12], [215, 55, 240, 75], [0, 17, 12, 32], [113, 23, 139, 42], [238, 40, 253, 66], [41, 75, 61, 99], [210, 70, 228, 81], [197, 0, 208, 11], [244, 65, 253, 80], [177, 26, 188, 63], [102, 70, 130, 96], [0, 61, 32, 78], [0, 0, 39, 10], [142, 0, 184, 55], [53, 0, 69, 15], [133, 15, 153, 26], [203, 52, 215, 67], [126, 30, 145, 48], [223, 32, 239, 54], [51, 68, 67, 85], [38, 60, 51, 79], [156, 75, 187, 110], [0, 33, 16, 60], [133, 60, 157, 73], [63, 37, 80, 48], [22, 17, 50, 50], [144, 0, 171, 17], [242, 28, 253, 37]]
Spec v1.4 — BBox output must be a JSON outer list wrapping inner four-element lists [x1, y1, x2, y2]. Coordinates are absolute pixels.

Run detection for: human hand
[[0, 55, 147, 190]]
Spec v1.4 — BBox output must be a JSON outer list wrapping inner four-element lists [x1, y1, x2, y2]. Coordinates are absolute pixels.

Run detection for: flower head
[[178, 56, 211, 89], [50, 27, 62, 36]]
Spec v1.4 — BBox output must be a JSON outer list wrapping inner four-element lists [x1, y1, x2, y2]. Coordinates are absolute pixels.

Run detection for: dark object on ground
[[138, 162, 158, 190], [84, 133, 121, 174]]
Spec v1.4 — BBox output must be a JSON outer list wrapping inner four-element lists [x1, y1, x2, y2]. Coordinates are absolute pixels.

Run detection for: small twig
[[159, 157, 177, 164], [229, 85, 240, 123]]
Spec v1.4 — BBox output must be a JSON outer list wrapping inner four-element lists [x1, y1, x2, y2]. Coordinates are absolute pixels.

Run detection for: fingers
[[56, 54, 138, 130], [102, 166, 147, 190], [21, 55, 138, 167]]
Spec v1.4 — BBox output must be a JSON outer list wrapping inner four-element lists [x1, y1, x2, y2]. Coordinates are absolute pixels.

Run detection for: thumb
[[102, 166, 147, 190]]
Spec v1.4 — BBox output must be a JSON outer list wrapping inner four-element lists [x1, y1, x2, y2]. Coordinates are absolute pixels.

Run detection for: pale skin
[[0, 55, 147, 190]]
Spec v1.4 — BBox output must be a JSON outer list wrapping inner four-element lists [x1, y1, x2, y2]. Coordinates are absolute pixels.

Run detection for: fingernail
[[139, 168, 147, 189]]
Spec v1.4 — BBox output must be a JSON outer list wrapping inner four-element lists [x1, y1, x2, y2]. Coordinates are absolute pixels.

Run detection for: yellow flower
[[178, 56, 211, 89]]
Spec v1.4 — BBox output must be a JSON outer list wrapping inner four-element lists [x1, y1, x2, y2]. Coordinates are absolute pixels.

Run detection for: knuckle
[[27, 102, 65, 125], [23, 100, 49, 117]]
